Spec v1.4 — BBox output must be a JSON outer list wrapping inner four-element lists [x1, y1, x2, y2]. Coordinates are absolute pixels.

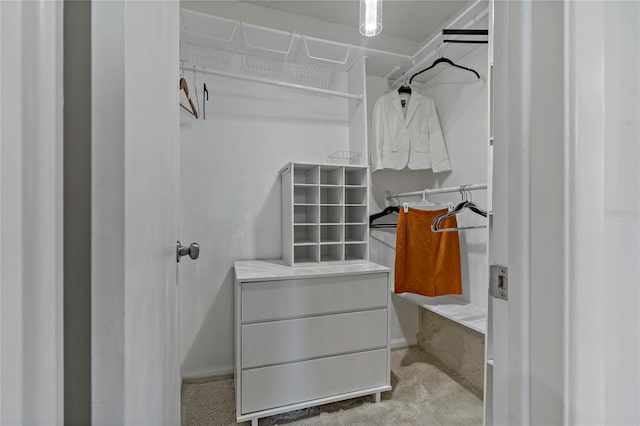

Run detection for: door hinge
[[490, 265, 508, 300]]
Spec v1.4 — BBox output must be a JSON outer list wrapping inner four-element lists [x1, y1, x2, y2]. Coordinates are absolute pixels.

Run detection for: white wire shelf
[[181, 62, 363, 101], [180, 8, 412, 80]]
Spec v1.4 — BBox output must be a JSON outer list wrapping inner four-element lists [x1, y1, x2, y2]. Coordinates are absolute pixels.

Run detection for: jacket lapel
[[404, 93, 421, 126], [389, 91, 405, 123]]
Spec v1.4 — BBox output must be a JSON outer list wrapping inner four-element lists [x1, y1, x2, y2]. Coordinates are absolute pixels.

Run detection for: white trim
[[390, 337, 417, 349], [562, 1, 573, 423], [516, 2, 532, 423], [182, 366, 235, 380]]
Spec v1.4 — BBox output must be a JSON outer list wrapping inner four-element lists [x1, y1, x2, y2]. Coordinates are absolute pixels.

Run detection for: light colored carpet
[[182, 346, 483, 426]]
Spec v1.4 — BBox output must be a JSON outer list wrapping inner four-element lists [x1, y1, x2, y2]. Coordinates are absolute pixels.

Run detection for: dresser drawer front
[[241, 349, 387, 414], [242, 309, 387, 369], [241, 273, 388, 323]]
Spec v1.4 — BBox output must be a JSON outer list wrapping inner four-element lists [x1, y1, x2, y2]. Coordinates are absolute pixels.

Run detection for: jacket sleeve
[[370, 96, 385, 172], [426, 98, 451, 173]]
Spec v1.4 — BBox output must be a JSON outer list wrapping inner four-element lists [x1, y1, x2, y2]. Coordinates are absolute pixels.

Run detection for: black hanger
[[409, 56, 480, 84], [203, 83, 209, 120], [446, 186, 487, 218], [449, 199, 487, 217], [370, 206, 400, 228], [398, 85, 412, 95]]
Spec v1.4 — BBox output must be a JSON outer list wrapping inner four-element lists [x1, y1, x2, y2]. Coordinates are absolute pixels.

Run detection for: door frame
[[0, 1, 64, 424], [487, 0, 567, 424], [3, 1, 610, 425]]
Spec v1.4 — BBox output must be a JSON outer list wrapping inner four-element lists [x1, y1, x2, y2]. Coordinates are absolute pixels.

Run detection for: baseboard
[[181, 365, 234, 381], [390, 336, 417, 349]]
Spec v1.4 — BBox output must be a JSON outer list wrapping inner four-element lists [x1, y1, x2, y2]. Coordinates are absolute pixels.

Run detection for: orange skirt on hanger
[[394, 208, 462, 297]]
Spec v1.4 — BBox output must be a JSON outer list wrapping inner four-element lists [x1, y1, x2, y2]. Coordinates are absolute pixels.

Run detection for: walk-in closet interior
[[178, 1, 493, 424]]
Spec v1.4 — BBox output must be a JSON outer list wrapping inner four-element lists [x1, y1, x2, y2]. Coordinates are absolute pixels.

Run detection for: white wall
[[367, 75, 423, 348], [422, 46, 489, 311], [367, 45, 489, 346], [179, 74, 352, 377]]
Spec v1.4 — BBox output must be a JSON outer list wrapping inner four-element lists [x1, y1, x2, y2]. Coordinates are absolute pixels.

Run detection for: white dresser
[[234, 260, 391, 425]]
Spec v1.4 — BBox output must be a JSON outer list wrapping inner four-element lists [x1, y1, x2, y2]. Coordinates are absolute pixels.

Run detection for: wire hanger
[[179, 69, 199, 119], [402, 190, 445, 213], [431, 185, 487, 233], [409, 45, 480, 84], [192, 65, 200, 116]]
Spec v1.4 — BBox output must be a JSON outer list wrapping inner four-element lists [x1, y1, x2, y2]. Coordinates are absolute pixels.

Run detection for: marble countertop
[[234, 259, 390, 282], [396, 292, 486, 334]]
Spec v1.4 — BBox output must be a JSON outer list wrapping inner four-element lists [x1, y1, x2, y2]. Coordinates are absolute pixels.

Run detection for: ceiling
[[241, 0, 471, 43]]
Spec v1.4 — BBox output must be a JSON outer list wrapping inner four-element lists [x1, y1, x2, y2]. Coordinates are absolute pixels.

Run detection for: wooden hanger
[[179, 77, 199, 119]]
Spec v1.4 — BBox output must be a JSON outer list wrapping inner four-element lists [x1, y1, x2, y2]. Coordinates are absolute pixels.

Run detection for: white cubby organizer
[[281, 162, 369, 266]]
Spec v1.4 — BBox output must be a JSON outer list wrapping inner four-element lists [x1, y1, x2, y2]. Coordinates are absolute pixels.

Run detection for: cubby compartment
[[294, 225, 319, 245], [320, 244, 343, 262], [321, 206, 343, 224], [320, 166, 344, 186], [294, 164, 319, 185], [345, 187, 367, 205], [282, 163, 368, 265], [294, 245, 320, 264], [294, 205, 319, 224], [344, 243, 367, 261], [320, 186, 343, 205], [294, 186, 319, 204], [320, 224, 343, 244], [344, 167, 367, 186], [345, 206, 367, 224], [345, 224, 367, 243]]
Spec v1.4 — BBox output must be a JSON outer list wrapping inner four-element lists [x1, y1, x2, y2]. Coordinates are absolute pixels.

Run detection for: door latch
[[177, 241, 200, 262], [490, 265, 508, 300]]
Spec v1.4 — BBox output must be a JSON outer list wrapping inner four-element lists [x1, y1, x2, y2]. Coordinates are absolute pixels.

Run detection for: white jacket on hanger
[[370, 91, 451, 173]]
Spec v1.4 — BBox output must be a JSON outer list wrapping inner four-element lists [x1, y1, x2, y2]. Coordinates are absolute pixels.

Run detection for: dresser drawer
[[242, 309, 387, 369], [241, 273, 388, 323], [241, 348, 387, 414]]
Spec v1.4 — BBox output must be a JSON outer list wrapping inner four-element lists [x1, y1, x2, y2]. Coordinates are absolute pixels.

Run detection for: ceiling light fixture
[[359, 0, 382, 37]]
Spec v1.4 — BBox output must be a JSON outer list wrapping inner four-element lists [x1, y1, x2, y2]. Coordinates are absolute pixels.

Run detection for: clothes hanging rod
[[443, 40, 489, 44], [387, 184, 487, 200], [442, 29, 489, 36], [180, 63, 363, 101], [390, 2, 489, 88]]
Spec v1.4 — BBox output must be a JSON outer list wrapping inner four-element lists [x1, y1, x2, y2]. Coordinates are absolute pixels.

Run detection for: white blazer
[[370, 91, 451, 173]]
